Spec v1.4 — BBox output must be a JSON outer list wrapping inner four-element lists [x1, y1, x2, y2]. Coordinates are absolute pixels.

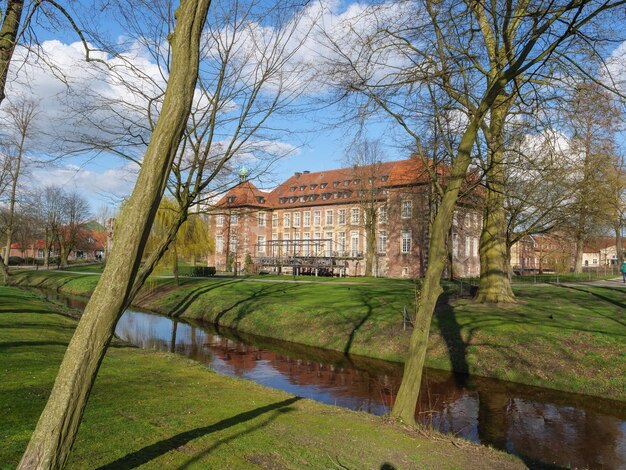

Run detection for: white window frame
[[325, 209, 334, 226], [401, 230, 412, 254], [338, 209, 346, 225], [258, 211, 266, 227], [401, 200, 412, 219], [303, 211, 311, 227], [351, 208, 359, 225], [314, 210, 321, 226]]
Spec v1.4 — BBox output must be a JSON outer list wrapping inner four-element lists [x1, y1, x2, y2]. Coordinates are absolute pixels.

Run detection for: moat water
[[34, 289, 626, 469]]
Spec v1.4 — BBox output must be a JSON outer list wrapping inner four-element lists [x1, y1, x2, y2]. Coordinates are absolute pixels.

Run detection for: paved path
[[562, 278, 626, 289]]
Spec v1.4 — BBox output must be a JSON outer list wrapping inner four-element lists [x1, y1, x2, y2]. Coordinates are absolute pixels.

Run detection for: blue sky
[[4, 0, 625, 213]]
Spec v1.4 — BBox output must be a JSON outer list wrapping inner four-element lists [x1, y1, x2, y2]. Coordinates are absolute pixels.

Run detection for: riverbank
[[9, 269, 626, 401], [0, 286, 526, 469]]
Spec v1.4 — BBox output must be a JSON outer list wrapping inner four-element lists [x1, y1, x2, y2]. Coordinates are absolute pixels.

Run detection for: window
[[325, 232, 333, 256], [227, 196, 235, 203], [310, 184, 317, 190], [229, 234, 238, 253], [216, 214, 224, 226], [401, 230, 412, 254], [303, 233, 311, 256], [333, 181, 340, 188], [300, 185, 306, 191], [452, 233, 459, 257], [351, 208, 359, 224], [283, 234, 291, 254], [303, 211, 311, 227], [314, 232, 321, 253], [351, 231, 359, 257], [258, 211, 266, 227], [378, 230, 387, 254], [401, 200, 412, 219], [272, 213, 278, 228], [293, 212, 301, 227], [472, 237, 478, 257], [230, 212, 239, 225], [257, 236, 266, 253], [216, 235, 223, 253], [381, 175, 389, 182], [402, 267, 409, 278], [271, 233, 278, 255], [338, 232, 346, 252], [378, 206, 388, 224], [465, 237, 471, 257], [464, 213, 471, 227], [294, 232, 300, 255], [325, 209, 333, 226], [284, 212, 291, 228], [353, 179, 360, 185], [314, 210, 321, 226], [320, 183, 327, 189], [338, 209, 346, 225]]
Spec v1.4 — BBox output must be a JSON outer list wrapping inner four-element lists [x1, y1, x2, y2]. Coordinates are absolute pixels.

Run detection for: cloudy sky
[[2, 0, 625, 212]]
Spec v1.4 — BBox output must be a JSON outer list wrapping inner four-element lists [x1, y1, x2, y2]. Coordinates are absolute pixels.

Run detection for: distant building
[[582, 237, 626, 266], [208, 158, 481, 278]]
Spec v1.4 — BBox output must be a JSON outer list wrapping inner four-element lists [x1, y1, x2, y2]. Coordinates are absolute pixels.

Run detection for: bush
[[191, 266, 216, 277], [8, 256, 25, 266]]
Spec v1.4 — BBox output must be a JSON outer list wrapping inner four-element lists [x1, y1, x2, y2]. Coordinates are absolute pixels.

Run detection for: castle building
[[208, 158, 481, 278]]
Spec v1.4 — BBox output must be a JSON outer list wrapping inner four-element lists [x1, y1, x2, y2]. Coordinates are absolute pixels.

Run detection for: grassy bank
[[10, 270, 626, 401], [0, 286, 525, 469]]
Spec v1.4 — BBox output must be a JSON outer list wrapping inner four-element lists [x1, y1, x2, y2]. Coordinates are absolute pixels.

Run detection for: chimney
[[294, 172, 302, 178], [303, 170, 310, 174]]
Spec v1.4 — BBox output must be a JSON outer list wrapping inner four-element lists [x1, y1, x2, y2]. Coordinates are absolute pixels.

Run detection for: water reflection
[[114, 310, 626, 469], [30, 289, 626, 469]]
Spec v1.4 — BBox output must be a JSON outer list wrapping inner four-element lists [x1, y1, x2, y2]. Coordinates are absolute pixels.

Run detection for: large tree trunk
[[391, 104, 488, 425], [173, 243, 180, 286], [616, 224, 623, 266], [475, 93, 515, 303], [0, 0, 25, 105], [574, 234, 584, 273], [364, 208, 376, 277], [18, 2, 211, 468]]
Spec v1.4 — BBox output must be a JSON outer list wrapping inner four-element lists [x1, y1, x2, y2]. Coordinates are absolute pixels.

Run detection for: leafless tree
[[0, 97, 37, 282], [323, 0, 626, 425]]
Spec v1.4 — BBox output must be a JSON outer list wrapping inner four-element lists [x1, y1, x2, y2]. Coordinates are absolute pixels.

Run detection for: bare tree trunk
[[18, 2, 211, 468], [173, 243, 179, 286], [364, 210, 376, 277], [616, 223, 623, 265], [574, 236, 585, 273], [0, 0, 24, 105], [475, 93, 515, 303], [391, 106, 487, 425], [44, 229, 50, 268], [2, 128, 26, 284]]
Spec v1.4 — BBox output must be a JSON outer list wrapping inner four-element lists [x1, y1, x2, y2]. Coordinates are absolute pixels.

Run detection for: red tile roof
[[215, 158, 442, 210], [214, 181, 270, 209]]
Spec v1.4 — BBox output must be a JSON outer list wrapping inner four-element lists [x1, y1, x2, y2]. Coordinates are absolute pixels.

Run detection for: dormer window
[[290, 186, 296, 192], [333, 181, 340, 188], [279, 197, 286, 204], [257, 196, 265, 203], [353, 179, 360, 185], [343, 180, 350, 186], [310, 184, 317, 190], [368, 177, 375, 183], [227, 196, 235, 203], [322, 193, 329, 200], [381, 175, 389, 182], [289, 197, 296, 203], [299, 196, 306, 202], [300, 185, 306, 191], [320, 183, 327, 189]]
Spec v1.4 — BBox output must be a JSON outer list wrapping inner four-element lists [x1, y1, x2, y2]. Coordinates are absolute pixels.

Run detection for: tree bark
[[475, 93, 515, 303], [364, 207, 377, 276], [616, 224, 623, 266], [0, 0, 25, 105], [18, 2, 211, 468], [391, 99, 491, 424], [2, 124, 26, 284]]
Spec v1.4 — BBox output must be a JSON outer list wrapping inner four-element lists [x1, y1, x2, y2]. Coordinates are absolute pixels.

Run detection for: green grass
[[9, 270, 626, 401], [0, 286, 524, 469], [61, 263, 105, 273]]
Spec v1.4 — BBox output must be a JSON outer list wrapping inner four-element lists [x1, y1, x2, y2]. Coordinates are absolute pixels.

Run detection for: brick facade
[[209, 158, 481, 278]]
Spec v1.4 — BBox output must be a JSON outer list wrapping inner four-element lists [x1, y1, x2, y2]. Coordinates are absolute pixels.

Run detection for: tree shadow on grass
[[434, 294, 471, 387], [554, 284, 626, 328], [343, 288, 376, 357], [168, 280, 239, 318], [96, 397, 301, 470], [218, 284, 300, 328]]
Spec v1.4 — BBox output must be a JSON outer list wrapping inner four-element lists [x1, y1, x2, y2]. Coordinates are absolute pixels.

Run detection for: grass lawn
[[9, 270, 626, 401], [0, 286, 525, 469]]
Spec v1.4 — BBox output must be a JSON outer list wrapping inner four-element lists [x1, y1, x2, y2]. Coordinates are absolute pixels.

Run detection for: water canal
[[33, 289, 626, 469]]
